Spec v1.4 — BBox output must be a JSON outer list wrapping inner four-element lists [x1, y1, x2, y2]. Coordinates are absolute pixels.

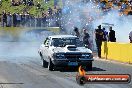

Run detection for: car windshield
[[52, 38, 82, 47]]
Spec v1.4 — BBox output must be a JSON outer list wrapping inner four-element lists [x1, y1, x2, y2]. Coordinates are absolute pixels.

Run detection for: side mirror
[[45, 42, 49, 47]]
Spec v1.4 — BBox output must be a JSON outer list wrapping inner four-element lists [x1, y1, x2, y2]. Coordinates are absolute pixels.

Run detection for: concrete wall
[[101, 42, 132, 64]]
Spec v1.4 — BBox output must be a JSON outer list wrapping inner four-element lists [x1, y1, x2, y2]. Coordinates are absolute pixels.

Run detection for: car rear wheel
[[48, 59, 54, 71]]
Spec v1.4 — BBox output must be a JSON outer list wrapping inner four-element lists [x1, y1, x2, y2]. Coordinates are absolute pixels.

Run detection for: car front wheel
[[85, 62, 92, 71], [42, 59, 48, 68], [48, 59, 54, 71]]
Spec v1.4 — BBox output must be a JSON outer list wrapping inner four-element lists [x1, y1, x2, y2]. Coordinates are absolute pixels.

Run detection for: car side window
[[44, 38, 50, 46]]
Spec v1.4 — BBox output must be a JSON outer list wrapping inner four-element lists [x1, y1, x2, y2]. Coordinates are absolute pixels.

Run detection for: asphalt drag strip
[[0, 56, 132, 88]]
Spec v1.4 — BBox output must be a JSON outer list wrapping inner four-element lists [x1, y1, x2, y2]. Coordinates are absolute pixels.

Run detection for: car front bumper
[[52, 59, 93, 67]]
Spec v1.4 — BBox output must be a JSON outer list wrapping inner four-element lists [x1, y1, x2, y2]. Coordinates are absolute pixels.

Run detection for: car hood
[[51, 46, 92, 53]]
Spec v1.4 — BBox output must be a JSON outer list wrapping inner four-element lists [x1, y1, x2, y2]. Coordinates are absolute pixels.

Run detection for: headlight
[[81, 53, 92, 58], [82, 54, 90, 57], [80, 53, 93, 60], [56, 53, 65, 57], [55, 53, 65, 59]]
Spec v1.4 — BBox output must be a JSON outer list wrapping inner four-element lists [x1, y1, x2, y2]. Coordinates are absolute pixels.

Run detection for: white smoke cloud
[[93, 10, 132, 43], [61, 0, 132, 43], [0, 29, 54, 60], [61, 0, 101, 33]]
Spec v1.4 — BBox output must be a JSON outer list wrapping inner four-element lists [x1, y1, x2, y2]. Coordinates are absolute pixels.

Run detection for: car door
[[42, 37, 50, 61]]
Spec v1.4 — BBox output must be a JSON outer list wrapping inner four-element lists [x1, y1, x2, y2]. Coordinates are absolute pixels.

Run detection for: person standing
[[23, 0, 26, 5], [129, 31, 132, 43], [54, 0, 58, 7], [73, 27, 80, 38], [83, 29, 90, 49], [108, 27, 116, 42], [102, 27, 108, 41], [48, 7, 53, 16], [2, 11, 7, 27], [16, 13, 21, 26], [95, 25, 103, 58], [12, 13, 16, 27], [37, 2, 41, 9], [6, 12, 12, 27], [21, 12, 25, 26]]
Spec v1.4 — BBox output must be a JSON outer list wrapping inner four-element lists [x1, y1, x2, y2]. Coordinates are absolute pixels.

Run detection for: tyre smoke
[[0, 28, 54, 61], [61, 0, 132, 43]]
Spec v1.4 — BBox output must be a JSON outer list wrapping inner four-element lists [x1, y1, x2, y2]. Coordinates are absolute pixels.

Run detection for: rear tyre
[[48, 59, 54, 71]]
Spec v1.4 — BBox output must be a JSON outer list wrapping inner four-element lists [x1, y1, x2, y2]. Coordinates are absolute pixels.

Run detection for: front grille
[[64, 53, 82, 61]]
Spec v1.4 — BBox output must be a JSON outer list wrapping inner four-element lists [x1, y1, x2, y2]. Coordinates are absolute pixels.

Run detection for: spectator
[[113, 0, 120, 6], [120, 2, 127, 12], [48, 7, 53, 15], [27, 0, 34, 6], [2, 11, 7, 27], [95, 25, 103, 58], [42, 13, 47, 27], [73, 27, 80, 37], [7, 12, 12, 27], [16, 13, 21, 26], [24, 12, 30, 27], [22, 0, 26, 5], [83, 29, 90, 49], [12, 13, 17, 27], [11, 0, 14, 6], [99, 0, 107, 10], [54, 0, 58, 7], [35, 15, 42, 27], [36, 2, 41, 9], [30, 15, 35, 27], [102, 27, 108, 41], [11, 0, 20, 6], [129, 31, 132, 43], [21, 12, 26, 26], [108, 27, 116, 42]]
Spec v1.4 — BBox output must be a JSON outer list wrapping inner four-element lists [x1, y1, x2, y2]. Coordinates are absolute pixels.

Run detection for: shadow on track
[[54, 66, 106, 72], [92, 67, 106, 71]]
